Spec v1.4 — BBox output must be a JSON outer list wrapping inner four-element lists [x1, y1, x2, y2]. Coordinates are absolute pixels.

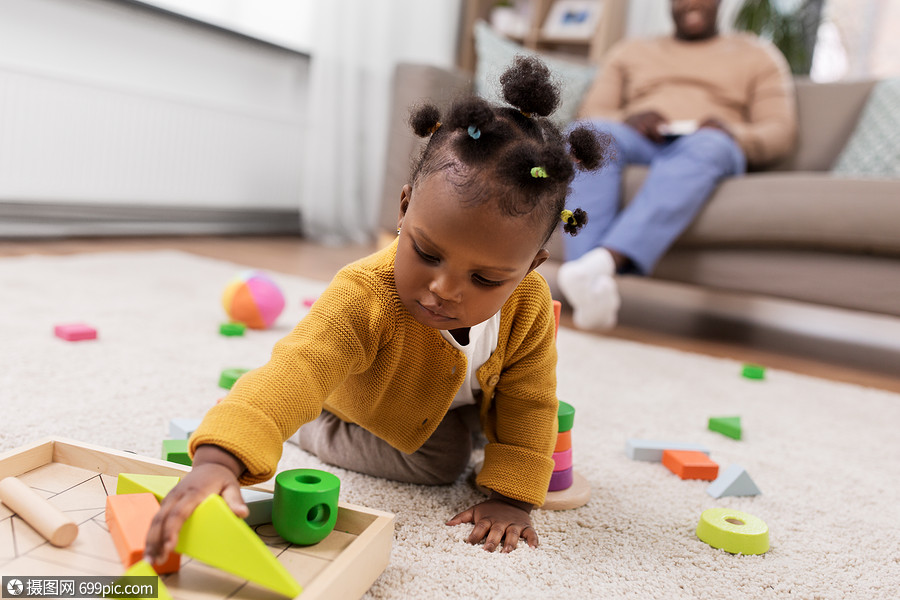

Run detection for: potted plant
[[733, 0, 825, 75]]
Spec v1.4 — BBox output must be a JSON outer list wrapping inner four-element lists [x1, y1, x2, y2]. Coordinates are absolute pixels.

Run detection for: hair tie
[[428, 122, 442, 135], [531, 166, 548, 179], [520, 110, 533, 118], [467, 125, 481, 140], [560, 209, 575, 225]]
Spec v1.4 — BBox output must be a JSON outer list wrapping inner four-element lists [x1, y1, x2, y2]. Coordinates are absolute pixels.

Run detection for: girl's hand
[[144, 445, 248, 566], [446, 492, 538, 553]]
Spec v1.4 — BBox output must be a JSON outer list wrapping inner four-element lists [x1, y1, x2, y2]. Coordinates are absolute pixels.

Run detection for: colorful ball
[[221, 270, 285, 329]]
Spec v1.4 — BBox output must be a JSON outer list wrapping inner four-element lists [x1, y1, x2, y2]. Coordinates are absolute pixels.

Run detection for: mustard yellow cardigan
[[191, 239, 559, 506]]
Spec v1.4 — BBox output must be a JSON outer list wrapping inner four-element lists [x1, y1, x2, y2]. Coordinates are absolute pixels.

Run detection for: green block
[[116, 473, 181, 500], [219, 367, 249, 390], [115, 560, 173, 600], [219, 322, 246, 336], [176, 494, 302, 597], [273, 469, 340, 546], [742, 364, 766, 380], [708, 416, 742, 440], [557, 401, 575, 433], [162, 439, 192, 466]]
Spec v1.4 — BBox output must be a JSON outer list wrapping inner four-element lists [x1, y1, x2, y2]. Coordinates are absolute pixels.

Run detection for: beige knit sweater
[[191, 240, 560, 507], [579, 33, 797, 166]]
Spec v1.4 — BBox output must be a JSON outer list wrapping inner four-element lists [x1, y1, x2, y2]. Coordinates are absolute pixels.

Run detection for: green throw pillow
[[473, 20, 596, 128], [832, 78, 900, 177]]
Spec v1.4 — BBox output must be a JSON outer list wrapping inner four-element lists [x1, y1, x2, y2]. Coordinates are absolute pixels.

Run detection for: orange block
[[554, 430, 572, 453], [662, 449, 719, 481], [106, 493, 180, 574]]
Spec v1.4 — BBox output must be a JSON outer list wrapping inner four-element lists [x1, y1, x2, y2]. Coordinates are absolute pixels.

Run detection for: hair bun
[[500, 55, 560, 118], [409, 104, 442, 138]]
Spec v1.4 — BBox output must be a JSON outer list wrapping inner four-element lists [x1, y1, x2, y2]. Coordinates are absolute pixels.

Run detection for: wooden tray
[[0, 438, 394, 599]]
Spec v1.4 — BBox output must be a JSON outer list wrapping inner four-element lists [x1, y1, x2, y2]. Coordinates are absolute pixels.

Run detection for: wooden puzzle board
[[0, 438, 394, 600]]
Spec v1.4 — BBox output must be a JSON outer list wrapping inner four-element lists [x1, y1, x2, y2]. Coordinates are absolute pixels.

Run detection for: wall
[[0, 0, 310, 235]]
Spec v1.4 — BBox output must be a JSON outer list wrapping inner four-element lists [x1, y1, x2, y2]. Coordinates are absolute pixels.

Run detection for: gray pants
[[294, 405, 483, 485]]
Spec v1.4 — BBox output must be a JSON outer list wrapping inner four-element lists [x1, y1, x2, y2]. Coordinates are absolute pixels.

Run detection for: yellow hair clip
[[531, 166, 548, 179], [428, 122, 442, 135], [560, 209, 575, 224]]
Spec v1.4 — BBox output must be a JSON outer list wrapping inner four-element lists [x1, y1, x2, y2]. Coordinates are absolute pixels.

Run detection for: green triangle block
[[115, 559, 173, 600], [116, 473, 182, 501], [708, 416, 742, 440], [176, 494, 302, 598]]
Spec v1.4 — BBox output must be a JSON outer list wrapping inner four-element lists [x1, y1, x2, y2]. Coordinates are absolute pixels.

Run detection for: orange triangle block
[[116, 560, 174, 600], [175, 494, 302, 598], [116, 474, 181, 501]]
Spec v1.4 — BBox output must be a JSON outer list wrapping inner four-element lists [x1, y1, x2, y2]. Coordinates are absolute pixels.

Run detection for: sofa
[[378, 63, 900, 324]]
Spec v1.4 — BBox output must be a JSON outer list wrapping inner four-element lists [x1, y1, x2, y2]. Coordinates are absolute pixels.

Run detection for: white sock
[[558, 248, 621, 331]]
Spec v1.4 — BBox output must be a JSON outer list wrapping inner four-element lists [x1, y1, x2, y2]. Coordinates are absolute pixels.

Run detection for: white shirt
[[440, 311, 501, 409]]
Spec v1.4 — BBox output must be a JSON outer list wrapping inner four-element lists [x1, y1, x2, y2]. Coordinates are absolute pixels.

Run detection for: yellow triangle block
[[115, 559, 173, 600], [175, 494, 302, 598], [116, 474, 181, 501]]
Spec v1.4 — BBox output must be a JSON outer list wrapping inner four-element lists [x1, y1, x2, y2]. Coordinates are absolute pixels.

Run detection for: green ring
[[557, 401, 575, 433], [273, 469, 341, 546]]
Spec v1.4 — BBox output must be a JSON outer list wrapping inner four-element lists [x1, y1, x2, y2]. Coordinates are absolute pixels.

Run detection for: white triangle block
[[706, 464, 762, 498]]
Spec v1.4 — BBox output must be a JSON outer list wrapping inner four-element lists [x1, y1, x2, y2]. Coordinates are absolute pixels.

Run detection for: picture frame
[[541, 0, 604, 40]]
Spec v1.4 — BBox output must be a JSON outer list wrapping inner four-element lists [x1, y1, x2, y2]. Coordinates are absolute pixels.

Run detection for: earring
[[396, 227, 401, 235]]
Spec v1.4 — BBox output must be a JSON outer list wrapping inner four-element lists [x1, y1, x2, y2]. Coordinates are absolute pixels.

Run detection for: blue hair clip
[[467, 125, 481, 140]]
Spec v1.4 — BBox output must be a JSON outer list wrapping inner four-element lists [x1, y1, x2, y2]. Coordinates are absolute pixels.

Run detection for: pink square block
[[54, 323, 98, 341]]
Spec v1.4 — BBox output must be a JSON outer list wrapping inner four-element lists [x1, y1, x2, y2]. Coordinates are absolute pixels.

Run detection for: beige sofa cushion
[[624, 169, 900, 255]]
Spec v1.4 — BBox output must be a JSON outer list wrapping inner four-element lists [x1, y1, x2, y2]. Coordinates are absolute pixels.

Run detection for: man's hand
[[446, 492, 537, 553], [144, 445, 248, 566], [625, 110, 668, 143]]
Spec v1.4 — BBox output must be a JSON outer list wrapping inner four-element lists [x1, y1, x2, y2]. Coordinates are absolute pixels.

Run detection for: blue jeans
[[563, 120, 746, 274]]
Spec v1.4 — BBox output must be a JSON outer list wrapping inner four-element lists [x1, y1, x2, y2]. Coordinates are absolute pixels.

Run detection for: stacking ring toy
[[696, 508, 769, 555], [273, 469, 340, 546]]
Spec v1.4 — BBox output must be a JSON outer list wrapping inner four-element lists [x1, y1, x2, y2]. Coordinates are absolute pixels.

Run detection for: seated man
[[559, 0, 797, 330]]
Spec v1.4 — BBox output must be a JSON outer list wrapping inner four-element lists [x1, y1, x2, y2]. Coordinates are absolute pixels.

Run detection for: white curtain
[[301, 0, 461, 244]]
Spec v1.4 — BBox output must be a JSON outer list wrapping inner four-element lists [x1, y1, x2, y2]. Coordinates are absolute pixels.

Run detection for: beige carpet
[[1, 250, 898, 599]]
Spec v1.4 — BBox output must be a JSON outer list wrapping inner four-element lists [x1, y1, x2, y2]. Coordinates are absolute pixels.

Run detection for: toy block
[[552, 299, 561, 339], [175, 494, 302, 598], [557, 401, 575, 433], [707, 464, 762, 498], [696, 508, 769, 555], [548, 466, 573, 491], [742, 363, 766, 380], [161, 439, 191, 466], [53, 323, 97, 341], [116, 473, 181, 501], [241, 488, 274, 526], [273, 469, 340, 546], [626, 438, 710, 462], [552, 448, 573, 472], [708, 416, 742, 440], [0, 476, 78, 547], [219, 322, 246, 336], [116, 560, 174, 600], [169, 418, 203, 440], [219, 367, 249, 390], [302, 296, 317, 308], [554, 429, 572, 453], [662, 449, 719, 481], [106, 493, 180, 573]]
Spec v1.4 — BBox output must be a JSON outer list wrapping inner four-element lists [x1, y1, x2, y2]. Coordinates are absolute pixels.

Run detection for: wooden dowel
[[0, 476, 78, 547]]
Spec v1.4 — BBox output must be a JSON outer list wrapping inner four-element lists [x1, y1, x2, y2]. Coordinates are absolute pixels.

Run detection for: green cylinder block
[[557, 401, 575, 433], [272, 468, 340, 546]]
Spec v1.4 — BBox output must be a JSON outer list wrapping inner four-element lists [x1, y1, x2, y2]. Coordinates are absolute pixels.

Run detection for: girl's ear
[[528, 248, 550, 273], [397, 184, 412, 231]]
